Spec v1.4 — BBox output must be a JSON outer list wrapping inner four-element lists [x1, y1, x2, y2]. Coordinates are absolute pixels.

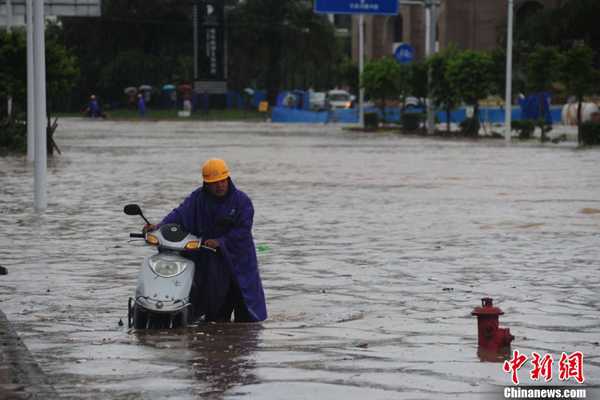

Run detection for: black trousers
[[210, 282, 252, 323]]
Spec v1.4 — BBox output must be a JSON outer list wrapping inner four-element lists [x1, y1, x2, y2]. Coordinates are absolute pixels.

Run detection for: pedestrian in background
[[144, 90, 151, 109], [324, 95, 332, 124], [127, 92, 136, 111], [90, 95, 99, 118], [170, 90, 177, 110], [183, 91, 191, 112], [191, 91, 199, 114], [202, 91, 210, 116], [138, 93, 147, 117]]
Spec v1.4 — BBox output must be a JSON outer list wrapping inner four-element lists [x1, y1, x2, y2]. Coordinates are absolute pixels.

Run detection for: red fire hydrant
[[472, 298, 514, 351]]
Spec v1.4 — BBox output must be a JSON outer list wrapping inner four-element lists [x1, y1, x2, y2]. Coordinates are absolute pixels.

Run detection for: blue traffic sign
[[395, 43, 414, 64], [314, 0, 399, 16]]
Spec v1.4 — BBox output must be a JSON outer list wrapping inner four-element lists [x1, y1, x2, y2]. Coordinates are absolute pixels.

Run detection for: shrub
[[0, 117, 26, 153], [578, 121, 600, 145], [402, 113, 422, 132], [459, 117, 480, 137], [535, 118, 553, 142], [511, 119, 536, 139], [364, 112, 378, 128]]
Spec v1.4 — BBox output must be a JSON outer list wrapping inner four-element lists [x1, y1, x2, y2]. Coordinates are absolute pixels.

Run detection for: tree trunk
[[540, 93, 546, 141], [577, 96, 583, 126], [47, 114, 53, 156], [446, 108, 451, 133], [265, 32, 282, 107]]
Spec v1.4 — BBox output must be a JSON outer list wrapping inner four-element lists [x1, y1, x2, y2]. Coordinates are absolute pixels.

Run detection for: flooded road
[[0, 119, 599, 399]]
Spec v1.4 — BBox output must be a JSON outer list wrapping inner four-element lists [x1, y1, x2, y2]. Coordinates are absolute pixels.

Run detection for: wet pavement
[[0, 119, 599, 399]]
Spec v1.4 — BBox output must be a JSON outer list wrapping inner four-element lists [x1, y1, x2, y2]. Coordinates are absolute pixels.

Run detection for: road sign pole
[[359, 13, 364, 128]]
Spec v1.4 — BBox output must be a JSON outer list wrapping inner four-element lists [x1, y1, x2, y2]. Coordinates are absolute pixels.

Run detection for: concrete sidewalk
[[0, 309, 58, 399]]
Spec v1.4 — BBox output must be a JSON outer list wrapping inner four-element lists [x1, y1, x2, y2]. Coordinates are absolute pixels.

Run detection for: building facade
[[352, 0, 556, 63]]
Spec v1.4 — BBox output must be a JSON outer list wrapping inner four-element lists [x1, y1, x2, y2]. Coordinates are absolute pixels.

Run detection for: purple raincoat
[[158, 179, 267, 322]]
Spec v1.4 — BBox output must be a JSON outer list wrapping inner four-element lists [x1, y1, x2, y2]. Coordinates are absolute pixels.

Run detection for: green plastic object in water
[[257, 245, 274, 252]]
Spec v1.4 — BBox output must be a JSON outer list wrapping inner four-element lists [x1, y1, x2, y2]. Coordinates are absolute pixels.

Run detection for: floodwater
[[0, 119, 599, 399]]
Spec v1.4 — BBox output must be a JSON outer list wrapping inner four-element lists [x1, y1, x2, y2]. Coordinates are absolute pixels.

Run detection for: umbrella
[[124, 87, 137, 95], [139, 84, 152, 90], [178, 84, 192, 91], [162, 84, 176, 90]]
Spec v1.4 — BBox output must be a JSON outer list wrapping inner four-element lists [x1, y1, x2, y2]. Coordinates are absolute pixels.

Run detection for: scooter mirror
[[215, 217, 236, 229], [124, 204, 143, 216]]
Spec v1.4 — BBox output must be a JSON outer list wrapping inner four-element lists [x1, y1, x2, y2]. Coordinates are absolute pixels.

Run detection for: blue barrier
[[272, 106, 360, 123], [271, 106, 563, 124]]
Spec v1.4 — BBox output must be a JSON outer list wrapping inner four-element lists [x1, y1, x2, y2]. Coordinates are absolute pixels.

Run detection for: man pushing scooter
[[143, 158, 267, 323]]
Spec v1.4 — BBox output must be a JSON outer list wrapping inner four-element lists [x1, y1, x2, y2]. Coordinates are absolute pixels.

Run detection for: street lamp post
[[34, 0, 47, 211]]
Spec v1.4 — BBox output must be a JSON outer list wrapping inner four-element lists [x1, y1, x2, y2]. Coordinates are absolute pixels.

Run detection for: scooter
[[124, 204, 234, 329]]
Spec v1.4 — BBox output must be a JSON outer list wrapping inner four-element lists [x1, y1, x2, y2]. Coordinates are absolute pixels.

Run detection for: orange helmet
[[202, 158, 230, 183]]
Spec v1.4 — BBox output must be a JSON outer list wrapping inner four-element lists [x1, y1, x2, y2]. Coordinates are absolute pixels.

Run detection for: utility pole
[[504, 0, 513, 143], [402, 0, 438, 134], [27, 0, 34, 161], [6, 0, 12, 117]]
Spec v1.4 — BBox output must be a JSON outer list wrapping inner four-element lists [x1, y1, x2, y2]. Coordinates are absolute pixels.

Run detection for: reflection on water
[[135, 323, 262, 397], [477, 346, 513, 363], [189, 323, 262, 396]]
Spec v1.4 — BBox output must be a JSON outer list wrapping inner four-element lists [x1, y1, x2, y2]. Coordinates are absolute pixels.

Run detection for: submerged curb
[[0, 309, 58, 399]]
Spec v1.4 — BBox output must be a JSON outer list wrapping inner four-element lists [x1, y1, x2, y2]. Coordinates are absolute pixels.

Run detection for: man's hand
[[204, 239, 220, 249], [143, 224, 158, 234]]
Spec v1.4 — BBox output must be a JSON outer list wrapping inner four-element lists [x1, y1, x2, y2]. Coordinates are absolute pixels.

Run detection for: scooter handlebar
[[130, 233, 145, 238]]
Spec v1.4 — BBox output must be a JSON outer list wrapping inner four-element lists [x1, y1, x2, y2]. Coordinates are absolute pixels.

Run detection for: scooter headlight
[[148, 257, 187, 277]]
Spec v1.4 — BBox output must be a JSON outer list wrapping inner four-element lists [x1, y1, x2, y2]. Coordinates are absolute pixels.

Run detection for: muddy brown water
[[0, 120, 599, 399]]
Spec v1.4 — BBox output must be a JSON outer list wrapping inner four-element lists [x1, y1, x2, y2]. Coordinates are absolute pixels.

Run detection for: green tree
[[0, 30, 27, 119], [408, 61, 429, 100], [339, 60, 358, 95], [361, 58, 405, 123], [523, 44, 559, 141], [554, 44, 600, 125], [516, 0, 600, 66], [45, 32, 80, 114], [97, 50, 161, 102], [428, 45, 460, 133], [525, 44, 559, 95], [447, 50, 492, 120], [56, 0, 198, 109], [228, 0, 340, 105], [0, 29, 79, 153]]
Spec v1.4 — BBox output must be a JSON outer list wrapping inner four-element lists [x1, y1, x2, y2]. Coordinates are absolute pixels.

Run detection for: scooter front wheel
[[133, 305, 148, 330], [179, 307, 189, 327]]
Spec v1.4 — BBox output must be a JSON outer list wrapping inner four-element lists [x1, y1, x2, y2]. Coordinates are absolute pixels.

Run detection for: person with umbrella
[[124, 87, 137, 111], [140, 85, 152, 109], [180, 84, 192, 113]]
